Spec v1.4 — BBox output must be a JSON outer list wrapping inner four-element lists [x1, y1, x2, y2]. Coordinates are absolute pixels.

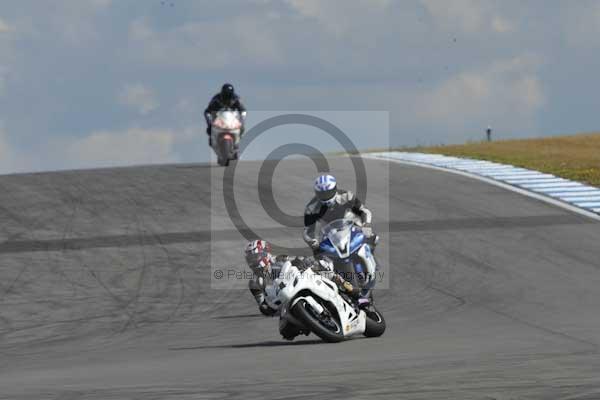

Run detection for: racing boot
[[249, 279, 275, 316], [259, 301, 277, 317], [357, 290, 375, 311]]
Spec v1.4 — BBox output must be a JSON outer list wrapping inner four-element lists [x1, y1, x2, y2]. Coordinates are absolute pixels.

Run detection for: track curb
[[365, 152, 600, 222]]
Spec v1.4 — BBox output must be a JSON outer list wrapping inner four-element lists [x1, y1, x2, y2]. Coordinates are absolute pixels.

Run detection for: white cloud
[[0, 1, 590, 169], [0, 17, 16, 98], [421, 0, 484, 33], [90, 0, 111, 7], [30, 0, 113, 45], [118, 84, 158, 114], [0, 17, 16, 95], [287, 0, 390, 18], [492, 16, 514, 33], [421, 0, 514, 34], [0, 125, 34, 174], [414, 55, 544, 136], [0, 17, 13, 33], [244, 54, 544, 144], [564, 2, 600, 47], [129, 17, 152, 41], [286, 0, 391, 37], [67, 128, 179, 168], [0, 67, 7, 94], [127, 16, 282, 69]]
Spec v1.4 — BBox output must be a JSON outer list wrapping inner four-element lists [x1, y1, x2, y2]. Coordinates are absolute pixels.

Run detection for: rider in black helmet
[[204, 83, 247, 146]]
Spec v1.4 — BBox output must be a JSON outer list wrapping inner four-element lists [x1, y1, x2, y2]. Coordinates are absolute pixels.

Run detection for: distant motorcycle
[[265, 261, 385, 342], [211, 109, 242, 166]]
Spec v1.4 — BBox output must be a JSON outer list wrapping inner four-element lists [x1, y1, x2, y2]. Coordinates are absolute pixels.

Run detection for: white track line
[[478, 170, 530, 175], [562, 197, 600, 202], [520, 182, 582, 189], [506, 178, 566, 184], [575, 201, 600, 208], [547, 191, 600, 197], [366, 152, 600, 222], [535, 187, 598, 193], [491, 174, 556, 179]]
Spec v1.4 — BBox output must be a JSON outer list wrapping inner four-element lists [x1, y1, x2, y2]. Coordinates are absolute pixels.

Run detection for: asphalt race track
[[1, 157, 600, 399]]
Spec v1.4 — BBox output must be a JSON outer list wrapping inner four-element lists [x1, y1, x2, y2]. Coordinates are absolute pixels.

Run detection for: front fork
[[354, 245, 378, 301]]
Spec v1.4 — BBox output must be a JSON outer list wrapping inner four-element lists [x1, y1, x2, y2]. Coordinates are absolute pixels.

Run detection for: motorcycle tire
[[292, 299, 345, 343], [218, 138, 232, 167], [363, 305, 386, 337]]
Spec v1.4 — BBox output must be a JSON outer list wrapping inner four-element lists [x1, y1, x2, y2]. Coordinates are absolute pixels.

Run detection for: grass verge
[[403, 133, 600, 187]]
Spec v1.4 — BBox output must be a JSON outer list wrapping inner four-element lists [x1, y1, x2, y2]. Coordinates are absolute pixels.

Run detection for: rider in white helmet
[[303, 174, 376, 251], [244, 239, 359, 317]]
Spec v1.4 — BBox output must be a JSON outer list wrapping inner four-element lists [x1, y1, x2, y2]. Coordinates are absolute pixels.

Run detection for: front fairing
[[277, 267, 366, 337], [212, 110, 243, 137], [319, 220, 365, 259]]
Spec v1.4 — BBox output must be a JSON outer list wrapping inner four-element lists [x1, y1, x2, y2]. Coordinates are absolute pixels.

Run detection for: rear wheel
[[292, 299, 345, 343]]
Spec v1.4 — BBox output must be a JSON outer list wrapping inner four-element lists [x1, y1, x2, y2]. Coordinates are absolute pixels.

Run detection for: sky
[[0, 0, 599, 173]]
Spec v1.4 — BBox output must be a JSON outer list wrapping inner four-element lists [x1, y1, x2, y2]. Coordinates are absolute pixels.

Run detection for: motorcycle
[[265, 261, 385, 342], [317, 218, 385, 329], [318, 218, 378, 298], [211, 109, 243, 166]]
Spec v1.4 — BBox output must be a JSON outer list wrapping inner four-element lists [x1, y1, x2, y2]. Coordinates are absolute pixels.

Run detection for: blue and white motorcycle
[[318, 218, 384, 325], [319, 219, 377, 294]]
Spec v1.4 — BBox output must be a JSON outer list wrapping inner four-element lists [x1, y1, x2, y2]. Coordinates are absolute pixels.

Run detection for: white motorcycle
[[265, 261, 385, 342], [211, 109, 243, 166]]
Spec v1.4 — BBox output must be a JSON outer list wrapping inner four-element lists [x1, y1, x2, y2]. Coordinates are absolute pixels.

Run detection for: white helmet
[[314, 174, 337, 206]]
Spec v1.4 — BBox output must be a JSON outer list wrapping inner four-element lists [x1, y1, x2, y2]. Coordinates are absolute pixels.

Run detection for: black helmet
[[220, 83, 235, 104]]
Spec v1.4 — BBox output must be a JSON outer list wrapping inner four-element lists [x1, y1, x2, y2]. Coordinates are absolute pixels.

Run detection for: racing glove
[[341, 281, 361, 299], [308, 239, 320, 250], [362, 224, 373, 238]]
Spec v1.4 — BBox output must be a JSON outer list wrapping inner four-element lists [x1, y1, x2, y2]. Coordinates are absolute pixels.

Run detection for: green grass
[[407, 133, 600, 187]]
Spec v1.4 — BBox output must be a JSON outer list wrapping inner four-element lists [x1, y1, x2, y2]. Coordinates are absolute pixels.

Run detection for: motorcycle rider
[[303, 174, 379, 307], [204, 83, 247, 147], [244, 239, 360, 317], [303, 174, 377, 251]]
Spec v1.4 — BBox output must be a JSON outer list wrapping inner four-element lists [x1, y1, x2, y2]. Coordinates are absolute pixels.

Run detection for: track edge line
[[363, 154, 600, 223]]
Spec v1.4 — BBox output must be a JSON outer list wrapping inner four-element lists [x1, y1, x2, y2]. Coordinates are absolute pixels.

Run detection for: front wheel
[[218, 139, 233, 166], [292, 299, 345, 343], [363, 305, 386, 337]]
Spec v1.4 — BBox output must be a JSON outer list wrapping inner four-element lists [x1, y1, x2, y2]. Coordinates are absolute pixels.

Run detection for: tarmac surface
[[1, 157, 600, 399]]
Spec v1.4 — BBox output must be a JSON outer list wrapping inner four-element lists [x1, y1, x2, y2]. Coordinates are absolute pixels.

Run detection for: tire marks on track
[[0, 214, 591, 255]]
